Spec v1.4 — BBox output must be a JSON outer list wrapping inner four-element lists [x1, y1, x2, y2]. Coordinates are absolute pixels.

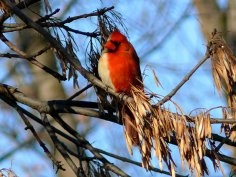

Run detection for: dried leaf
[[0, 1, 11, 14]]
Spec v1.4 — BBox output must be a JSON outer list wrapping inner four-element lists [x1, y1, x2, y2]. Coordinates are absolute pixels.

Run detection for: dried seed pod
[[208, 29, 236, 141]]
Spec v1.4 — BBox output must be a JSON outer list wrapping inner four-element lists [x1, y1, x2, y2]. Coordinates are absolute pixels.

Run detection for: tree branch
[[0, 94, 65, 172], [156, 53, 210, 106], [42, 113, 77, 174], [1, 91, 235, 175], [1, 82, 236, 153], [0, 1, 235, 176], [0, 0, 41, 24], [0, 33, 66, 80]]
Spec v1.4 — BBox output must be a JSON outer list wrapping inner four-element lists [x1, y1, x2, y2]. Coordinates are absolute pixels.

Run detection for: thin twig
[[2, 6, 113, 36], [0, 33, 66, 80], [2, 99, 236, 172], [0, 0, 41, 24], [0, 100, 185, 177], [0, 120, 56, 162], [0, 0, 131, 105], [3, 83, 236, 125], [95, 148, 188, 177], [0, 94, 65, 171], [156, 53, 210, 106], [60, 6, 114, 24], [0, 45, 51, 58], [50, 113, 129, 177], [141, 3, 191, 58], [36, 8, 60, 23], [1, 1, 235, 176], [42, 113, 78, 174], [67, 84, 92, 100]]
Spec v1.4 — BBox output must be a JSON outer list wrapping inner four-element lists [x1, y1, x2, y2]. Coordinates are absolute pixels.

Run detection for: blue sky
[[0, 1, 232, 177]]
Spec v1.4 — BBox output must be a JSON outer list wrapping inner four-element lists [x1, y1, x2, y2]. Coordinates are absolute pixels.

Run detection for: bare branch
[[42, 113, 78, 174], [0, 1, 235, 176], [95, 148, 188, 177], [0, 0, 41, 24], [67, 84, 93, 100], [0, 45, 51, 59], [1, 82, 236, 152], [0, 33, 66, 80], [156, 53, 210, 106], [141, 3, 192, 58], [0, 94, 65, 172], [1, 89, 235, 175], [50, 113, 130, 177], [0, 94, 129, 176]]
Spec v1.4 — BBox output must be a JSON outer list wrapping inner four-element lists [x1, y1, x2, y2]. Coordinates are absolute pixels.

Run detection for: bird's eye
[[110, 40, 120, 47]]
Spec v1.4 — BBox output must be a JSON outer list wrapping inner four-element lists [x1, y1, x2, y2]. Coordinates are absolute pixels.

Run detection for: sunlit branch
[[1, 82, 236, 152], [156, 53, 210, 106], [0, 94, 129, 176]]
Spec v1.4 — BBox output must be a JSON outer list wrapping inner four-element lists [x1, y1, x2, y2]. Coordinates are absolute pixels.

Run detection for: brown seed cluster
[[208, 29, 236, 141], [0, 1, 15, 14], [125, 85, 215, 177], [0, 2, 10, 14]]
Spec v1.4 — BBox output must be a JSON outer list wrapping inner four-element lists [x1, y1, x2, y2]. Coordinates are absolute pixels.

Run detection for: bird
[[98, 30, 143, 147]]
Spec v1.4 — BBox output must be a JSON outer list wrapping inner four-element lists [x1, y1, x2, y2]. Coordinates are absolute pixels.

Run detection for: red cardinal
[[98, 30, 143, 146]]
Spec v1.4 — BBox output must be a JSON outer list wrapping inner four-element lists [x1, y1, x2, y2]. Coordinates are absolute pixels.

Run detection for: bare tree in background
[[0, 1, 236, 177]]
